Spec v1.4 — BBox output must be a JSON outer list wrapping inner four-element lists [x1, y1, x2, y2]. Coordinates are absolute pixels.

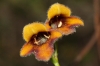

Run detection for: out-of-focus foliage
[[0, 0, 98, 66]]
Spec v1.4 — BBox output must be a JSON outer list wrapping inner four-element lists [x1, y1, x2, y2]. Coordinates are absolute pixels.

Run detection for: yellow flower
[[20, 22, 62, 61], [45, 3, 84, 35]]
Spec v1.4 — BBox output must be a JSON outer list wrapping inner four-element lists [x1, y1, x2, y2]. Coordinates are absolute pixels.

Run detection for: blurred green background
[[0, 0, 99, 66]]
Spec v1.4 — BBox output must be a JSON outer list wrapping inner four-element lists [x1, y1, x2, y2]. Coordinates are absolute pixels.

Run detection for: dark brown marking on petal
[[30, 32, 51, 45], [49, 14, 67, 29]]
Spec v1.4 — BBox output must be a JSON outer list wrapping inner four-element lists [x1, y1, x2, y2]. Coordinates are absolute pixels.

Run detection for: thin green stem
[[51, 44, 60, 66]]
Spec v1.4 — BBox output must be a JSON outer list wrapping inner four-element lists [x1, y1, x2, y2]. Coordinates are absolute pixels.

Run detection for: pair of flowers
[[20, 3, 84, 62]]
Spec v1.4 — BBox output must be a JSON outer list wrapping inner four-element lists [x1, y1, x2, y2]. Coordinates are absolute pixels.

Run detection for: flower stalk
[[51, 44, 60, 66]]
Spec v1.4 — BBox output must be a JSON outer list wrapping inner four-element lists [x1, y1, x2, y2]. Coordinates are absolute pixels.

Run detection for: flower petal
[[47, 3, 71, 20], [65, 16, 84, 26], [20, 42, 34, 57], [34, 40, 54, 61], [23, 22, 47, 42]]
